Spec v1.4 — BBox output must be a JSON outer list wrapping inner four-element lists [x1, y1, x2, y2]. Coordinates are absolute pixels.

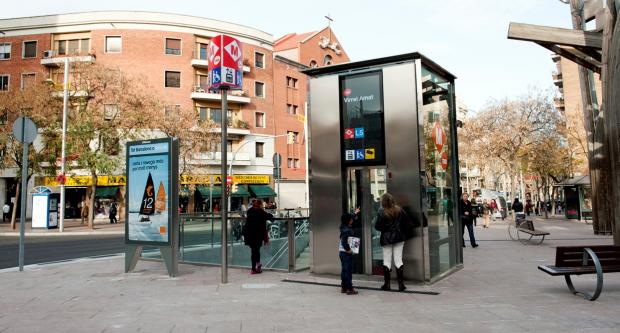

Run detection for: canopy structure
[[95, 186, 119, 198], [249, 185, 277, 197], [554, 175, 591, 187]]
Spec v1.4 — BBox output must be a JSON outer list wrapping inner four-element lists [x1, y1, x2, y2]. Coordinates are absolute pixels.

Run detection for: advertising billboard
[[125, 138, 178, 245], [208, 34, 243, 90], [340, 71, 386, 166]]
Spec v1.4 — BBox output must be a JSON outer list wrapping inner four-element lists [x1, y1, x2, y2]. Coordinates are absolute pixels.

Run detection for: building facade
[[0, 11, 349, 218]]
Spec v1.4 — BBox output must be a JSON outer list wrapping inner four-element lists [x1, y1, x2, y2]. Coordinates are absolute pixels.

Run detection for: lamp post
[[59, 57, 70, 232]]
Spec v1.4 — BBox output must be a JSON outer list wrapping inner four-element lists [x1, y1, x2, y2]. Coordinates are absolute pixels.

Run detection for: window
[[254, 52, 264, 68], [0, 75, 9, 91], [209, 108, 233, 126], [254, 81, 265, 98], [165, 71, 181, 88], [255, 112, 265, 128], [196, 74, 209, 91], [104, 104, 119, 121], [324, 55, 333, 66], [104, 137, 120, 156], [295, 159, 301, 168], [255, 142, 264, 158], [287, 158, 300, 169], [287, 104, 298, 115], [165, 38, 181, 55], [56, 38, 90, 55], [164, 105, 181, 119], [20, 73, 36, 90], [287, 131, 299, 144], [105, 36, 122, 53], [309, 60, 317, 68], [23, 41, 37, 58], [198, 107, 208, 121], [0, 43, 11, 60], [198, 43, 208, 60], [286, 76, 298, 88]]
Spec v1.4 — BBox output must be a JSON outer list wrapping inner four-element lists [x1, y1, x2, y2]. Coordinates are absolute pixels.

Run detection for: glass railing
[[141, 212, 310, 272]]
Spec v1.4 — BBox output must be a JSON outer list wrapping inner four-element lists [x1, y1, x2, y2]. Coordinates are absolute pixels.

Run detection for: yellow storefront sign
[[180, 174, 270, 185], [41, 174, 270, 187], [41, 175, 127, 187]]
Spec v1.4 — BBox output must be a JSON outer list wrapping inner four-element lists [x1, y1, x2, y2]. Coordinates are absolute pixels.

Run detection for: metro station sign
[[432, 121, 446, 152], [208, 35, 243, 90]]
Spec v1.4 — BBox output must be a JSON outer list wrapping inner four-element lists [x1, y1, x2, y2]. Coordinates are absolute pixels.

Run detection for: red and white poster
[[441, 151, 449, 170]]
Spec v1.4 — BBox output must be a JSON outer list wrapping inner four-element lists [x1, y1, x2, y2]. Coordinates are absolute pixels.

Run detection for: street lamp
[[59, 57, 70, 232]]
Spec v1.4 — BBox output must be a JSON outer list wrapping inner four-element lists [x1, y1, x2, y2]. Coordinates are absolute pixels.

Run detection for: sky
[[0, 0, 574, 112]]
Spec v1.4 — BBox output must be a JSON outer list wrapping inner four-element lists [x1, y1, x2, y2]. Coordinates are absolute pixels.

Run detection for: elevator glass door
[[345, 167, 387, 275]]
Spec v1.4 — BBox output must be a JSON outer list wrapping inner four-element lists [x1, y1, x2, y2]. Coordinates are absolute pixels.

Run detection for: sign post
[[273, 153, 282, 208], [12, 117, 37, 272], [208, 34, 243, 284], [125, 138, 179, 277]]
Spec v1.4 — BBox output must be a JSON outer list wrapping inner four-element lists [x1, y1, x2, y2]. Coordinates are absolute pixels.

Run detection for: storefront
[[304, 52, 461, 283], [555, 175, 592, 221]]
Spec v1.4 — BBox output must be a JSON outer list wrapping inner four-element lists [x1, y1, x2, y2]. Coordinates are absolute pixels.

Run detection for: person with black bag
[[243, 199, 273, 274], [374, 193, 415, 292]]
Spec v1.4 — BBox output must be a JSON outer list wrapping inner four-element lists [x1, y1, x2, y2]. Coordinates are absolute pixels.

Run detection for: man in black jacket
[[459, 193, 478, 248]]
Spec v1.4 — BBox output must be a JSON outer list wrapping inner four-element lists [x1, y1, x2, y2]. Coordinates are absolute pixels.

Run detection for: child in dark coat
[[339, 213, 358, 295]]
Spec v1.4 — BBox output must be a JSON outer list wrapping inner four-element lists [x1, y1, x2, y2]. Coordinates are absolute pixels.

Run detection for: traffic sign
[[431, 121, 446, 152], [226, 175, 232, 185], [272, 153, 282, 167], [12, 117, 37, 143], [441, 152, 449, 170]]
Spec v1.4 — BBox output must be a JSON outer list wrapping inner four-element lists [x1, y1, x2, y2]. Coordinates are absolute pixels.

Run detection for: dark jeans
[[462, 222, 477, 246], [339, 251, 353, 290], [249, 243, 261, 271]]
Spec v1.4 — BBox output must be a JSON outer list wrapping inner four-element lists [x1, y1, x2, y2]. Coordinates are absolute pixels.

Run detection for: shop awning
[[197, 186, 222, 198], [95, 186, 119, 198], [554, 175, 591, 187], [249, 185, 277, 197], [232, 185, 250, 197]]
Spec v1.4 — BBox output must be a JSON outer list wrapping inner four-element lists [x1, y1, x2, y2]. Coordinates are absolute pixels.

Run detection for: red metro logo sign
[[431, 121, 446, 152], [208, 35, 243, 90]]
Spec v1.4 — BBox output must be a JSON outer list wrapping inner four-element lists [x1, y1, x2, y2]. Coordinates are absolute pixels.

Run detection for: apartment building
[[551, 54, 602, 177], [0, 11, 349, 217]]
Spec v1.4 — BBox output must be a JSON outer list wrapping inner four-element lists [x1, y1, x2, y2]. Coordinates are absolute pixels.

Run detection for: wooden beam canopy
[[508, 22, 603, 49]]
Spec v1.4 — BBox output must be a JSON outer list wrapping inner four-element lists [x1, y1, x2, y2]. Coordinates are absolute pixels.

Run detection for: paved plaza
[[0, 216, 618, 332]]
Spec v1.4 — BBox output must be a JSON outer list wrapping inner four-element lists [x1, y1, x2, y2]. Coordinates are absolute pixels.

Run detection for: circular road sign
[[12, 117, 38, 144]]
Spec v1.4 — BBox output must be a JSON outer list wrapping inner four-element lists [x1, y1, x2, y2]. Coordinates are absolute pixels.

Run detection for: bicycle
[[508, 213, 527, 240]]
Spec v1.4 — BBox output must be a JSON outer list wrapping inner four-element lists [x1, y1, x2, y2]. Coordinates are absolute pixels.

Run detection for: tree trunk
[[10, 182, 19, 230], [88, 172, 97, 229], [603, 0, 619, 243], [570, 0, 614, 235], [543, 178, 549, 220]]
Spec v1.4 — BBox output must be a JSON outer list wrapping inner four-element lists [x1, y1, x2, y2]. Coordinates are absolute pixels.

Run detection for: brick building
[[0, 11, 349, 217]]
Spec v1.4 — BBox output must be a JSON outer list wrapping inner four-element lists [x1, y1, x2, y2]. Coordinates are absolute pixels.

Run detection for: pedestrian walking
[[243, 199, 273, 274], [109, 202, 118, 224], [374, 193, 415, 291], [2, 202, 10, 223], [489, 199, 498, 221], [339, 213, 358, 295], [512, 198, 524, 221], [460, 193, 478, 248], [80, 197, 89, 224], [482, 199, 490, 228]]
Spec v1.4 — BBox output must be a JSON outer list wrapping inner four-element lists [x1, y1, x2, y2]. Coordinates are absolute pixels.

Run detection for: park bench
[[538, 245, 620, 301], [517, 220, 549, 244]]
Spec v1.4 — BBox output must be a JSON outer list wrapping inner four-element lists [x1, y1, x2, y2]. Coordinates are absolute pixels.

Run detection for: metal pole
[[18, 119, 28, 272], [59, 57, 69, 232], [303, 102, 310, 208], [220, 87, 229, 284]]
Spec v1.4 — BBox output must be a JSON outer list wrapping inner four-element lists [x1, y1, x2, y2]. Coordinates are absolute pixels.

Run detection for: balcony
[[190, 56, 250, 72], [552, 72, 563, 88], [554, 97, 565, 111], [41, 50, 96, 67], [191, 86, 251, 104], [190, 152, 251, 165]]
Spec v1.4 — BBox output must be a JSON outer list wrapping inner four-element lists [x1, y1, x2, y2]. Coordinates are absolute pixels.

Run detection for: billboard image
[[126, 139, 173, 245]]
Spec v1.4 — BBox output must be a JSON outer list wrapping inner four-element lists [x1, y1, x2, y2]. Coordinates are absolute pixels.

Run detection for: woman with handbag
[[243, 199, 273, 274], [374, 193, 414, 291]]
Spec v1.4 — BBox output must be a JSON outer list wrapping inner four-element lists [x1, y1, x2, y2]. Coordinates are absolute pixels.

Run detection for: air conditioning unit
[[43, 50, 54, 58]]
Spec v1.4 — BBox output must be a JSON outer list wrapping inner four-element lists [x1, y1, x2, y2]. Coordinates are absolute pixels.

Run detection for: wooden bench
[[517, 220, 550, 244], [538, 245, 620, 301]]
